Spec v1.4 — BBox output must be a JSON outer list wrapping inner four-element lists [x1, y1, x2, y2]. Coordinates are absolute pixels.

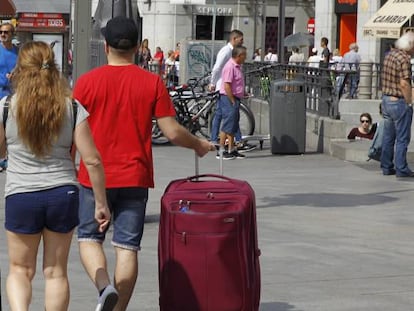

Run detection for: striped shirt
[[381, 49, 412, 98]]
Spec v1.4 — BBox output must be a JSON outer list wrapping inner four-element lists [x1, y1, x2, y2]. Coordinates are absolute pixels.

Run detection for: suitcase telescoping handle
[[195, 144, 223, 176]]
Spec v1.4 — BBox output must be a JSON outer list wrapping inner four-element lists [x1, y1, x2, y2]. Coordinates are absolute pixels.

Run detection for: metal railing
[[243, 62, 382, 119]]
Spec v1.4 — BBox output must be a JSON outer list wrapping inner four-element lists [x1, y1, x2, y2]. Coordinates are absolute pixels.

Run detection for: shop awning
[[12, 0, 70, 14], [363, 0, 414, 39], [0, 0, 16, 18]]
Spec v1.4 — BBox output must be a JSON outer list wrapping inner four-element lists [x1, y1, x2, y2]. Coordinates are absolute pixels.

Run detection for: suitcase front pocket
[[170, 220, 245, 311]]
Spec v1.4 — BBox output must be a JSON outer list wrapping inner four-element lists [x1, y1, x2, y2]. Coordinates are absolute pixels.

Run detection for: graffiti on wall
[[186, 42, 213, 77]]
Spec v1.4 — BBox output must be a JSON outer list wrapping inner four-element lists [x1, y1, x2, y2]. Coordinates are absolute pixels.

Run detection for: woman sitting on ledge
[[347, 112, 377, 140]]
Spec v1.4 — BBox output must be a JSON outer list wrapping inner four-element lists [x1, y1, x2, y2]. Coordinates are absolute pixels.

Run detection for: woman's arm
[[73, 120, 110, 232]]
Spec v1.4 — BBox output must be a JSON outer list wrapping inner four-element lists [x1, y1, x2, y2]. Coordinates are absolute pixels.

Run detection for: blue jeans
[[348, 73, 359, 98], [211, 95, 242, 143], [77, 186, 148, 251], [381, 96, 413, 176], [220, 95, 240, 134]]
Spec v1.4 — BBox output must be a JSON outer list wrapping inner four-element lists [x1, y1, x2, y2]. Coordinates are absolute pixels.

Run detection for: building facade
[[314, 0, 412, 64], [127, 0, 314, 61]]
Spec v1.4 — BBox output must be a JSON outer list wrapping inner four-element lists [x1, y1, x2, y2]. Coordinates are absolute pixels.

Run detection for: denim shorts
[[220, 95, 240, 134], [77, 186, 148, 251], [5, 185, 79, 234]]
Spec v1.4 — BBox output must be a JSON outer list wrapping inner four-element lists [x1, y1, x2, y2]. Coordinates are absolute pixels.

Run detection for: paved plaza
[[1, 143, 414, 310]]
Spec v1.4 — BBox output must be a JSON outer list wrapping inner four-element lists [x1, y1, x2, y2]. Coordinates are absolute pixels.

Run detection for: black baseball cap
[[101, 16, 138, 50]]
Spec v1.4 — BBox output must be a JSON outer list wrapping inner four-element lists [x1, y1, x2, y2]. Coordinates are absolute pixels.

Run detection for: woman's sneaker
[[95, 285, 119, 311]]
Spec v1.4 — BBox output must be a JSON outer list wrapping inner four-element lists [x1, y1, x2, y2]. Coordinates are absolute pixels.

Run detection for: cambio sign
[[363, 0, 414, 38]]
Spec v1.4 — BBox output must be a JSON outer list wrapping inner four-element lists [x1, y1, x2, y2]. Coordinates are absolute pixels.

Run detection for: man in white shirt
[[264, 48, 278, 62], [289, 47, 304, 63]]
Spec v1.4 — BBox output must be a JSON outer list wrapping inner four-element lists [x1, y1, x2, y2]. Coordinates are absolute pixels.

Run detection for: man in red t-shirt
[[73, 16, 213, 311]]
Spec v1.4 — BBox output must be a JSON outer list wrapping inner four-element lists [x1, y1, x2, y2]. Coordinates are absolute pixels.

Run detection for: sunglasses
[[0, 30, 10, 35], [360, 119, 370, 123]]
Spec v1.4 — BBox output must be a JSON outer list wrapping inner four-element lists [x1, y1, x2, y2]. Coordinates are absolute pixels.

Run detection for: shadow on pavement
[[260, 301, 302, 311], [145, 214, 160, 223], [258, 192, 399, 208]]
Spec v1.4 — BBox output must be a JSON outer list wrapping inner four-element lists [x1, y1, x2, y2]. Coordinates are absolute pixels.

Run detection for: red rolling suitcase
[[158, 155, 261, 311]]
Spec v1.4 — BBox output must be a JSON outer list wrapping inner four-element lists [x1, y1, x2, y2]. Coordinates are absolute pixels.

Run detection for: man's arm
[[224, 82, 235, 104], [157, 116, 214, 157], [400, 78, 412, 104]]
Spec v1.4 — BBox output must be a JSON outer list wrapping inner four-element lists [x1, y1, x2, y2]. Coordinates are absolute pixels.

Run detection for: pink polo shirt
[[219, 58, 245, 99]]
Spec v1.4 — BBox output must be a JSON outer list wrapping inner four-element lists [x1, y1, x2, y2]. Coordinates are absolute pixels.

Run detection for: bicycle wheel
[[187, 97, 215, 140], [239, 102, 255, 136]]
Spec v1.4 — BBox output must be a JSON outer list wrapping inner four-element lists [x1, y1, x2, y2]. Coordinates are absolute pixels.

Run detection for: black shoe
[[396, 171, 414, 177], [237, 143, 256, 153], [216, 151, 235, 160], [230, 150, 246, 159], [383, 169, 396, 176]]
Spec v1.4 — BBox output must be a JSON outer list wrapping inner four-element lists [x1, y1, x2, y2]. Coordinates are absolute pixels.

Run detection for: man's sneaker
[[95, 285, 119, 311], [237, 142, 256, 153], [230, 150, 246, 159], [216, 151, 236, 160]]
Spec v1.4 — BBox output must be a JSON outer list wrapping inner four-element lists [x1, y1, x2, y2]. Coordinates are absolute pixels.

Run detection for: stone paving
[[1, 143, 414, 310]]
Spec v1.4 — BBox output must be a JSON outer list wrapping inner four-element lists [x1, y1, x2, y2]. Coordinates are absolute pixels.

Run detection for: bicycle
[[152, 75, 255, 143]]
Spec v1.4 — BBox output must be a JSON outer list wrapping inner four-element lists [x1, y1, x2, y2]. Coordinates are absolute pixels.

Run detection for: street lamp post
[[73, 0, 91, 84], [210, 0, 216, 71], [277, 0, 285, 63]]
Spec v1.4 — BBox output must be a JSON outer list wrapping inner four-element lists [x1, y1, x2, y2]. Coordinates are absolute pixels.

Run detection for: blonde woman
[[0, 41, 110, 311]]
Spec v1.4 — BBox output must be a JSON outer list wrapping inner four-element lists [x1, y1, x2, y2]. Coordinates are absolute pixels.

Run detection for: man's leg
[[79, 241, 112, 291], [210, 100, 222, 143], [78, 186, 118, 311], [394, 102, 413, 176], [110, 187, 148, 310], [380, 99, 396, 175], [349, 75, 357, 98], [113, 248, 138, 311]]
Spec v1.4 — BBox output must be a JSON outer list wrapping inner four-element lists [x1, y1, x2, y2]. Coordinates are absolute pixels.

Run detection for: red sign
[[20, 13, 63, 19], [18, 17, 66, 29], [307, 18, 315, 34]]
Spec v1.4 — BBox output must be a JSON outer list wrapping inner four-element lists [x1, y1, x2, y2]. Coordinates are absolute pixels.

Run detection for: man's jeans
[[381, 96, 413, 176], [210, 97, 242, 143], [348, 73, 359, 99]]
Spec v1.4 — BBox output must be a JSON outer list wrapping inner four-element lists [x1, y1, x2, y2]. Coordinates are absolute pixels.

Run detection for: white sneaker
[[95, 285, 119, 311]]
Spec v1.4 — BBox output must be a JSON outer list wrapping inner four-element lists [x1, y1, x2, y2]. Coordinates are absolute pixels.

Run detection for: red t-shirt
[[73, 64, 175, 188]]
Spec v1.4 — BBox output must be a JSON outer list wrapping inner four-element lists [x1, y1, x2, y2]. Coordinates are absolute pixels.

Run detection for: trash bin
[[269, 80, 306, 154]]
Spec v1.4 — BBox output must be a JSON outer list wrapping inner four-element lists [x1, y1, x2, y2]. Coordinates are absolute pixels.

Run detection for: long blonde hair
[[11, 41, 71, 158]]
